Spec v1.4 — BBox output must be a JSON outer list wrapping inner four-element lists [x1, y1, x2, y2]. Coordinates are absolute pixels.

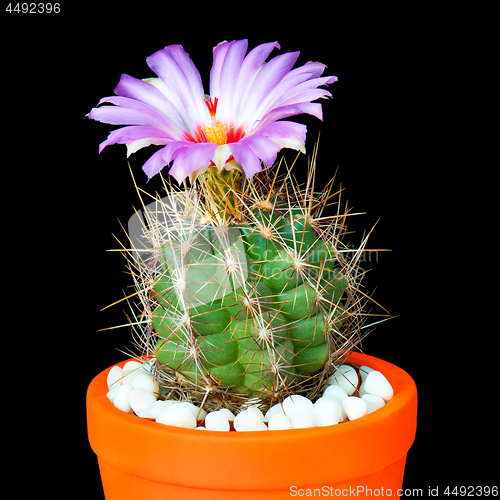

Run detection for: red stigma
[[204, 96, 218, 117]]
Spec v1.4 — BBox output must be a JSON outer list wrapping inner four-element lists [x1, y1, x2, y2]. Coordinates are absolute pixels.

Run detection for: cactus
[[126, 157, 373, 413], [91, 39, 383, 414]]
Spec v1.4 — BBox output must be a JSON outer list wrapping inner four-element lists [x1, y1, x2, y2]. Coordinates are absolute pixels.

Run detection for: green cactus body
[[149, 201, 351, 401]]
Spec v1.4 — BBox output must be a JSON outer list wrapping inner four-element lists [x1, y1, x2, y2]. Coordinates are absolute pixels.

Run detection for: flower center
[[201, 120, 228, 146], [194, 96, 246, 145]]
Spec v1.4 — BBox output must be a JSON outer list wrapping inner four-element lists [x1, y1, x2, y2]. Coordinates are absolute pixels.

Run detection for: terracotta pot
[[87, 352, 417, 499]]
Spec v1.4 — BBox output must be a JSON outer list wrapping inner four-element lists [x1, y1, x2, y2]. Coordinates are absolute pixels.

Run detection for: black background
[[3, 6, 491, 498]]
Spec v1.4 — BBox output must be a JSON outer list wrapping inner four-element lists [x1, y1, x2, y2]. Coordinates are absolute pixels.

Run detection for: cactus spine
[[123, 154, 376, 414]]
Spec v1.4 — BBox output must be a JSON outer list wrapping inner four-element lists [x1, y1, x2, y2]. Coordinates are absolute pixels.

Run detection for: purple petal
[[244, 64, 336, 128], [272, 75, 337, 110], [257, 121, 307, 143], [238, 134, 278, 169], [210, 40, 283, 127], [113, 74, 190, 137], [286, 61, 329, 79], [256, 121, 307, 153], [98, 126, 173, 154], [276, 62, 337, 93], [286, 62, 337, 85], [238, 51, 300, 125], [89, 96, 172, 130], [168, 142, 217, 184], [278, 88, 333, 108], [182, 142, 217, 168], [142, 147, 172, 179], [146, 45, 208, 134], [209, 39, 248, 121], [252, 51, 300, 95], [231, 41, 281, 120], [258, 102, 323, 128], [278, 74, 336, 98], [238, 41, 281, 79], [161, 140, 192, 169], [209, 41, 231, 101], [228, 142, 262, 178], [142, 141, 192, 179]]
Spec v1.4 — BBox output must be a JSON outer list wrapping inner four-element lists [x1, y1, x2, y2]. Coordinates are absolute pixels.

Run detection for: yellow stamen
[[201, 120, 228, 146]]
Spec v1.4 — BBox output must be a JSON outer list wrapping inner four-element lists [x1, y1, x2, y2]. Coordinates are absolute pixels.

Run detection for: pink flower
[[89, 39, 337, 184]]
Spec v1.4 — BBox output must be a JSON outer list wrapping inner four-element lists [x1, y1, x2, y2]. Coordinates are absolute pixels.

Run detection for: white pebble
[[264, 403, 285, 422], [362, 394, 385, 413], [254, 422, 269, 431], [122, 370, 141, 386], [113, 383, 134, 413], [151, 400, 174, 418], [291, 412, 316, 429], [123, 360, 144, 373], [122, 360, 147, 385], [314, 397, 342, 426], [128, 389, 157, 415], [245, 406, 265, 421], [218, 408, 235, 421], [132, 373, 160, 399], [322, 385, 348, 421], [204, 410, 230, 431], [107, 366, 124, 389], [359, 365, 374, 383], [176, 401, 205, 421], [282, 395, 314, 420], [137, 408, 154, 418], [363, 371, 394, 401], [328, 365, 359, 395], [268, 413, 292, 430], [343, 396, 368, 420], [323, 384, 348, 402], [156, 404, 197, 429], [106, 385, 120, 404], [234, 409, 264, 431]]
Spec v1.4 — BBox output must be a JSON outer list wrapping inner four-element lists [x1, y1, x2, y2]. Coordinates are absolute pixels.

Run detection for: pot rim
[[87, 351, 417, 490]]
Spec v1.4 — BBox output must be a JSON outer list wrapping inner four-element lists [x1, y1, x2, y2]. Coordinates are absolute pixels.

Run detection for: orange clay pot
[[87, 352, 417, 499]]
